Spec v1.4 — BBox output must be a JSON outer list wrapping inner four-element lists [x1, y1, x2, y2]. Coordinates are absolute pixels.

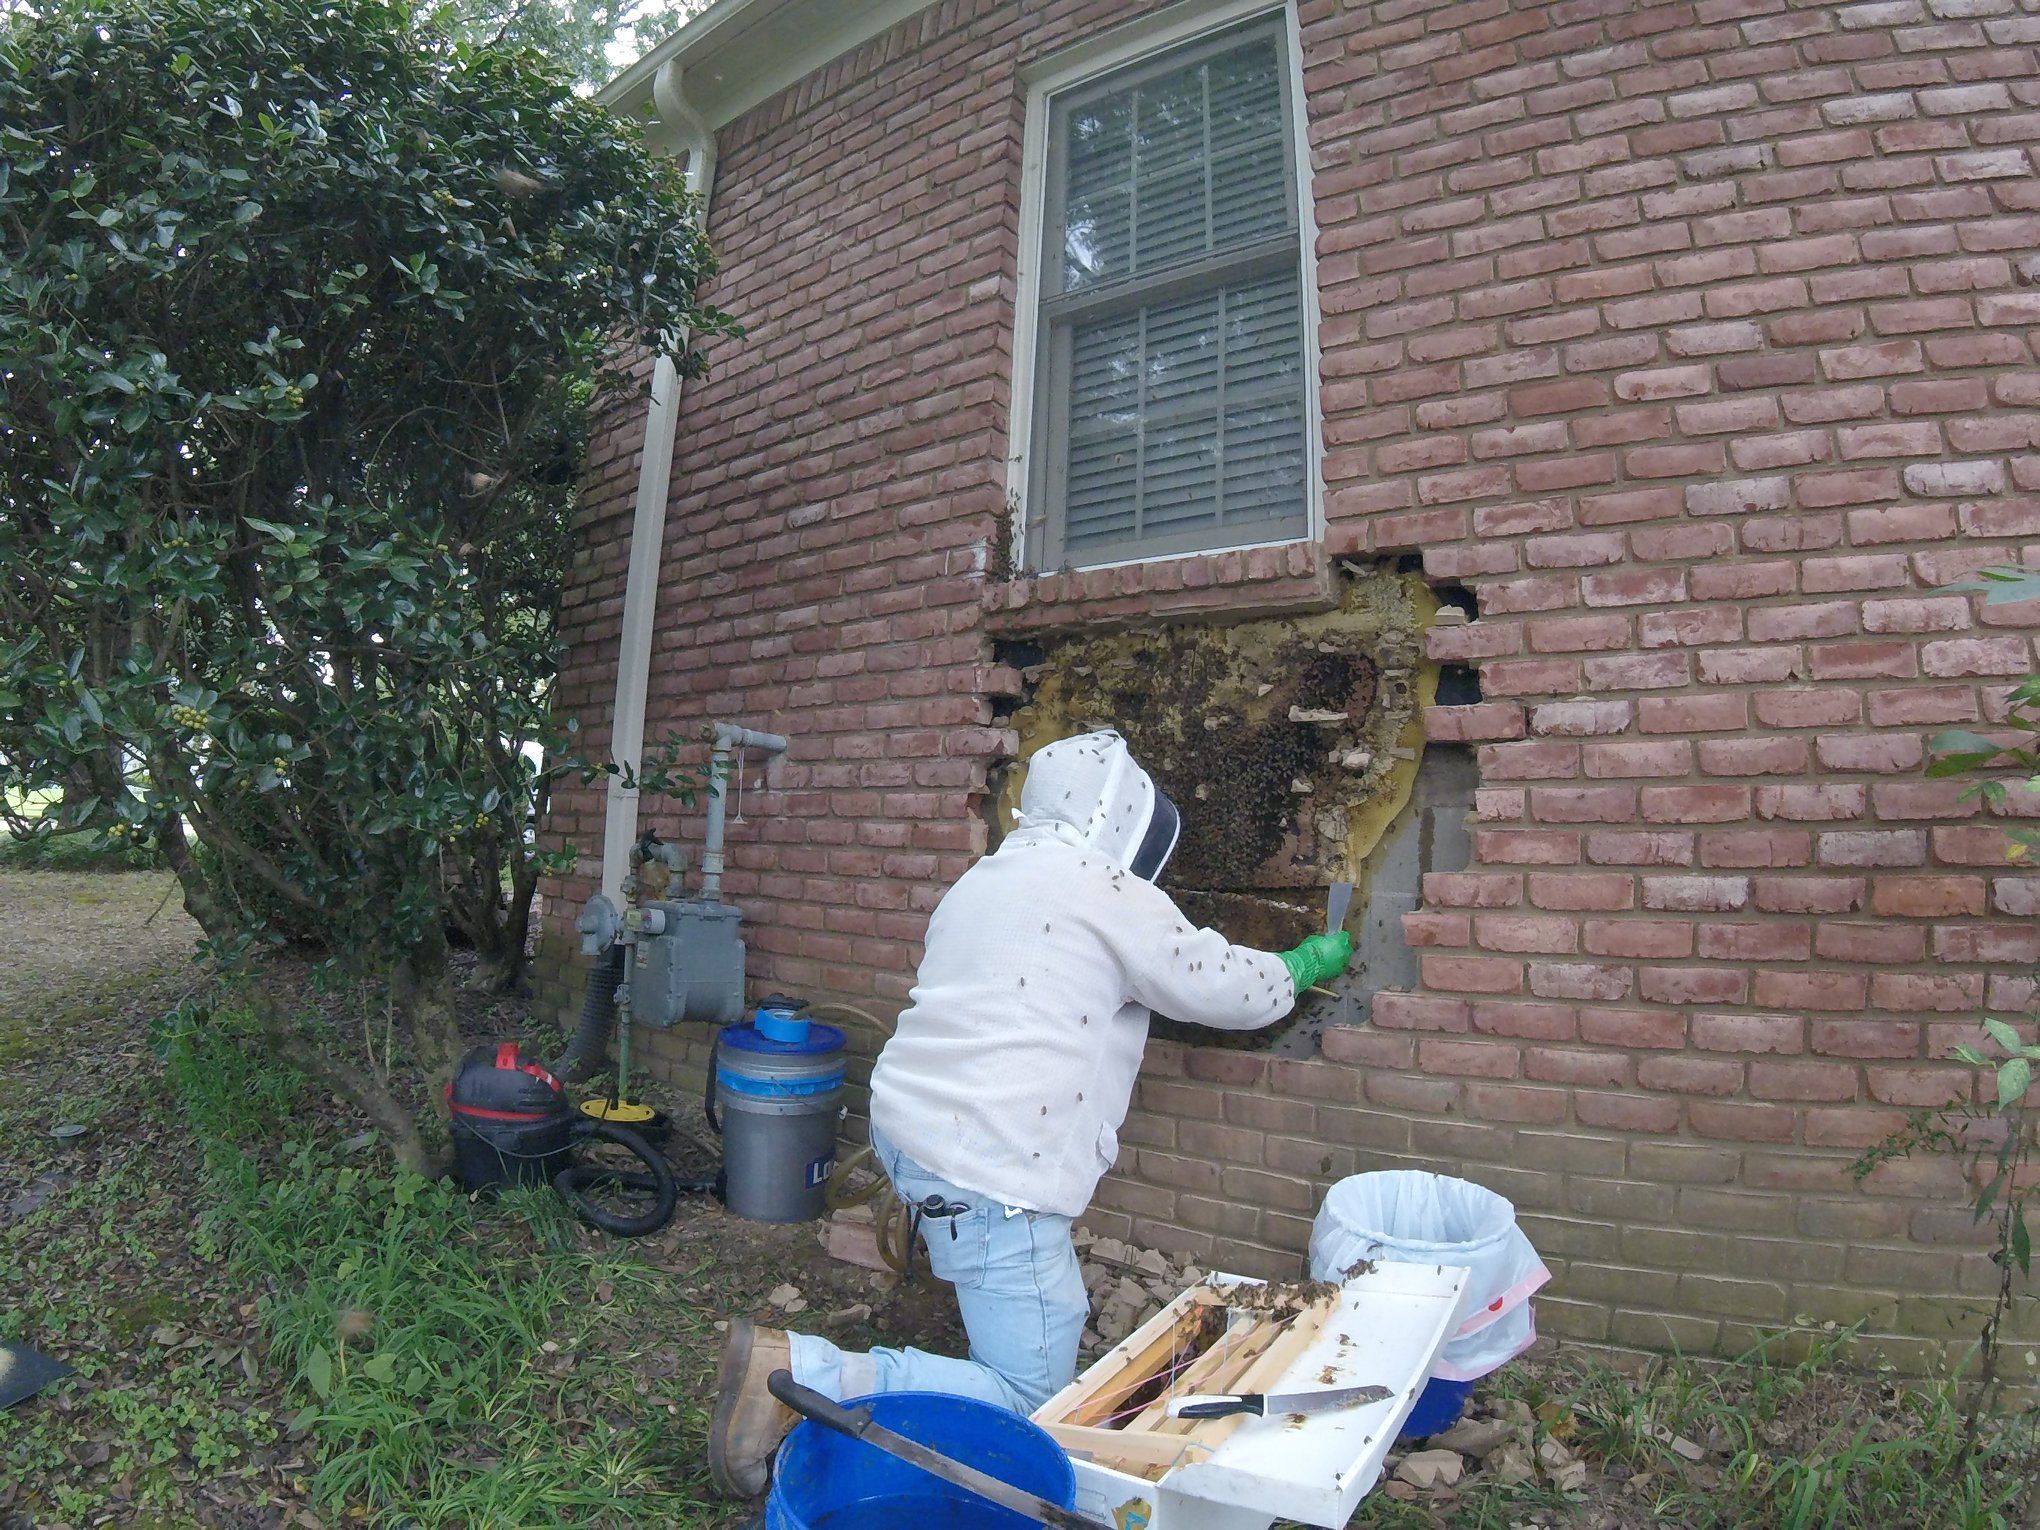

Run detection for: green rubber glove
[[1278, 931, 1353, 994]]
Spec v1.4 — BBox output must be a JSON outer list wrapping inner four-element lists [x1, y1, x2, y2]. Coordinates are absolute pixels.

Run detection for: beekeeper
[[709, 730, 1355, 1498]]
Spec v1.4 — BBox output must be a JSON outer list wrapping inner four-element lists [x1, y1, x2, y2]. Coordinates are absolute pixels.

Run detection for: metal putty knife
[[1168, 1382, 1391, 1421], [1325, 880, 1354, 936]]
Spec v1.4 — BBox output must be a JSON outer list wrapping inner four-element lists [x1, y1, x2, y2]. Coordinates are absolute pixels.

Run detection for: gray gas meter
[[628, 899, 746, 1028]]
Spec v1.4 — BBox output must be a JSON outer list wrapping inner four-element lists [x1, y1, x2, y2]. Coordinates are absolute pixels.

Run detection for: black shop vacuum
[[446, 1041, 682, 1237]]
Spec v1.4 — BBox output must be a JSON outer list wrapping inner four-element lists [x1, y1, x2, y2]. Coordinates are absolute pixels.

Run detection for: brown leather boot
[[707, 1318, 797, 1499]]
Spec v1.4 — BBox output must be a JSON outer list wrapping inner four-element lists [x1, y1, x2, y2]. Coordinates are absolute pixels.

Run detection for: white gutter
[[598, 60, 717, 907], [596, 0, 937, 132]]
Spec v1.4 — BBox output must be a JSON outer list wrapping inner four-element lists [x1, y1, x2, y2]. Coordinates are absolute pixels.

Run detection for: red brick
[[1469, 1000, 1578, 1041], [1423, 872, 1524, 908], [1638, 694, 1749, 733], [1866, 1067, 1973, 1108], [1584, 740, 1695, 778], [1585, 652, 1694, 689], [1698, 647, 1800, 685], [1641, 875, 1751, 913], [1922, 637, 2032, 677], [1419, 1039, 1521, 1079], [1482, 659, 1587, 696], [1690, 562, 1797, 602], [1933, 923, 2040, 964], [1871, 781, 1982, 820], [1750, 1061, 1858, 1103], [1424, 702, 1528, 742], [1475, 913, 1581, 955], [1587, 830, 1697, 867], [1755, 969, 1870, 1011], [1817, 830, 1929, 868], [1752, 876, 1867, 914], [1815, 732, 1925, 773], [1698, 830, 1814, 869], [1528, 614, 1634, 652], [1748, 601, 1859, 642], [1372, 993, 1471, 1033], [1577, 1091, 1682, 1132], [1582, 568, 1689, 607], [1529, 786, 1639, 824], [1584, 919, 1695, 959], [1861, 597, 1972, 634], [1689, 1101, 1797, 1143], [1527, 872, 1635, 911], [1847, 503, 1960, 544], [1473, 829, 1582, 866], [1421, 954, 1525, 994], [1809, 641, 1918, 681], [1700, 921, 1814, 963], [1697, 737, 1812, 776], [1575, 1006, 1685, 1051], [1641, 608, 1744, 648], [1932, 825, 2021, 865], [1462, 1083, 1568, 1125], [1871, 972, 1985, 1012], [1691, 1013, 1804, 1055], [1872, 875, 1988, 918], [1402, 911, 1471, 947], [1819, 922, 1930, 964], [1528, 962, 1634, 1001], [1638, 1055, 1745, 1095], [1638, 966, 1753, 1005], [1640, 785, 1752, 824], [1753, 689, 1862, 728], [1866, 686, 1978, 727]]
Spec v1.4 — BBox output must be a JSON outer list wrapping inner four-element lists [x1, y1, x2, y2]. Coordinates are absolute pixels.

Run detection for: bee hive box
[[1032, 1262, 1473, 1530]]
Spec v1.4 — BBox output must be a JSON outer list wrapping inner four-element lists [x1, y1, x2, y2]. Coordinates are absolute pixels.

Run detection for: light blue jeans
[[786, 1132, 1088, 1414]]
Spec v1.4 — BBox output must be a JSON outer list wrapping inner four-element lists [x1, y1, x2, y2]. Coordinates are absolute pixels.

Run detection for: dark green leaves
[[0, 0, 728, 974]]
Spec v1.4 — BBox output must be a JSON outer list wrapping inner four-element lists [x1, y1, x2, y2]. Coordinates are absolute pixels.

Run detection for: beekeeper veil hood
[[1013, 730, 1179, 880]]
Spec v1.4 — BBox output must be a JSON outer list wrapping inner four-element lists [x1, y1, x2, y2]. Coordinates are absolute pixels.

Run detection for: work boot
[[708, 1318, 797, 1499]]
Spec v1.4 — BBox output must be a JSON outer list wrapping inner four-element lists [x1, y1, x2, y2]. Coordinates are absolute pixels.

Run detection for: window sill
[[982, 539, 1334, 634]]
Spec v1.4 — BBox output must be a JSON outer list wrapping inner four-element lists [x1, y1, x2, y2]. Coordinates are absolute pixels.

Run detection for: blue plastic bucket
[[1399, 1375, 1475, 1441], [766, 1391, 1076, 1530]]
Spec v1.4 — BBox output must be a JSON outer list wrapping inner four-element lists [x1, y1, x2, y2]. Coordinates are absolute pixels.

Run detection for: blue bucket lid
[[720, 1021, 845, 1057]]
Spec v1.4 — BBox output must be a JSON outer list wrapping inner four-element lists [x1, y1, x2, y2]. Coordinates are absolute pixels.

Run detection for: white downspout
[[598, 61, 718, 907]]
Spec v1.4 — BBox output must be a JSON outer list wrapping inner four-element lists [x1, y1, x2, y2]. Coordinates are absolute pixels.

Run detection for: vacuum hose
[[556, 944, 625, 1083], [824, 1145, 920, 1277]]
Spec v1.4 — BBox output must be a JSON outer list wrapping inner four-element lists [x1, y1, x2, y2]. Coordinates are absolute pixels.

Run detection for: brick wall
[[540, 0, 2040, 1368]]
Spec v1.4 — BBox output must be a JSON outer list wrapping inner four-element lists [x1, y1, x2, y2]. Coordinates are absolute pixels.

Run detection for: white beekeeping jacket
[[869, 731, 1296, 1219]]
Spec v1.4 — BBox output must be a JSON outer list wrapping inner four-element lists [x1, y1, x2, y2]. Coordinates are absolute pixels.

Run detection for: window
[[1020, 14, 1312, 572]]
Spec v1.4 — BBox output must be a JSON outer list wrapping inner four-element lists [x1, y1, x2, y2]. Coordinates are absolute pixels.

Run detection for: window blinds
[[1045, 25, 1307, 562]]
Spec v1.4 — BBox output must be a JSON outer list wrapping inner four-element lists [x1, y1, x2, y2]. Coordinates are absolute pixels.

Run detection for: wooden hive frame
[[1037, 1281, 1338, 1483]]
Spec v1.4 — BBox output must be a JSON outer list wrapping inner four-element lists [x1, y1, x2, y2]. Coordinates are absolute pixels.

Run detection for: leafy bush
[[0, 0, 730, 1166]]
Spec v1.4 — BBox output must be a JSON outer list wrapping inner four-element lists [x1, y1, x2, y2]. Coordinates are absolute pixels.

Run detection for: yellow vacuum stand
[[579, 1098, 658, 1126]]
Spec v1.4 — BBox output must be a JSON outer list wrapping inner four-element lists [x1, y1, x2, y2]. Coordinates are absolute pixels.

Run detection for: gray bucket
[[715, 1018, 845, 1223]]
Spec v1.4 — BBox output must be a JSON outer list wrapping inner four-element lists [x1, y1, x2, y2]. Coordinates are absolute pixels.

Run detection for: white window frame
[[1005, 0, 1324, 576]]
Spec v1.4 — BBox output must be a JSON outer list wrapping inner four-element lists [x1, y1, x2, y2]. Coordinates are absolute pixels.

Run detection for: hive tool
[[1324, 880, 1354, 937]]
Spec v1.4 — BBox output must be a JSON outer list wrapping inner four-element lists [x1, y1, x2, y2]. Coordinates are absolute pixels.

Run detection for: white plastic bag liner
[[1310, 1171, 1549, 1382]]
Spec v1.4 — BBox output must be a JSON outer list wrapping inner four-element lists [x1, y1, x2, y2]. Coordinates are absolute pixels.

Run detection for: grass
[[155, 1000, 724, 1526], [1392, 1325, 2038, 1530], [0, 827, 166, 872]]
